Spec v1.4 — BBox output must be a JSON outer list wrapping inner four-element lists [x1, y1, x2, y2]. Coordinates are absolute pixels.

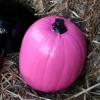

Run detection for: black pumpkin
[[0, 0, 37, 53], [0, 21, 8, 55]]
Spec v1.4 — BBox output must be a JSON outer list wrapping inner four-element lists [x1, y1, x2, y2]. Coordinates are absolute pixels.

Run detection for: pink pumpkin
[[19, 16, 87, 92]]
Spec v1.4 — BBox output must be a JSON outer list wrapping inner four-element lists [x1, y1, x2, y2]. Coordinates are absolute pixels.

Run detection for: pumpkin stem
[[52, 18, 67, 34]]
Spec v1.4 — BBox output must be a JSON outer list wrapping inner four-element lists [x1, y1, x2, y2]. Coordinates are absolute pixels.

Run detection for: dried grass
[[0, 0, 100, 100]]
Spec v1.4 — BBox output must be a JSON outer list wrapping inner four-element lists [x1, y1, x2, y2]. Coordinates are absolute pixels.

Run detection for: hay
[[0, 0, 100, 100], [0, 53, 100, 100]]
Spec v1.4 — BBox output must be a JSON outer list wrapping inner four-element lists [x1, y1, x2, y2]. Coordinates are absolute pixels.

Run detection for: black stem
[[52, 18, 67, 34]]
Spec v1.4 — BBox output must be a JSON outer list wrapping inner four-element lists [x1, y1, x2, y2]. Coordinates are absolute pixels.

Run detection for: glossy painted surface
[[19, 16, 87, 92]]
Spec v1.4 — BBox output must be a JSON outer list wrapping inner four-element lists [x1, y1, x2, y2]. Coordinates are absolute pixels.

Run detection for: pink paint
[[19, 16, 87, 92]]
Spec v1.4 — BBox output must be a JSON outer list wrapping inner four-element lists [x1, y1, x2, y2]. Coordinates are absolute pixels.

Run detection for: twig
[[92, 40, 100, 44], [6, 90, 23, 100], [70, 10, 80, 18], [26, 92, 51, 100], [65, 82, 100, 100], [84, 93, 86, 100], [90, 92, 100, 96], [87, 44, 100, 58]]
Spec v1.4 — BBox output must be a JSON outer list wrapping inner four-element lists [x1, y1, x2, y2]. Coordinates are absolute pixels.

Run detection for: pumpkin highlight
[[19, 16, 87, 92]]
